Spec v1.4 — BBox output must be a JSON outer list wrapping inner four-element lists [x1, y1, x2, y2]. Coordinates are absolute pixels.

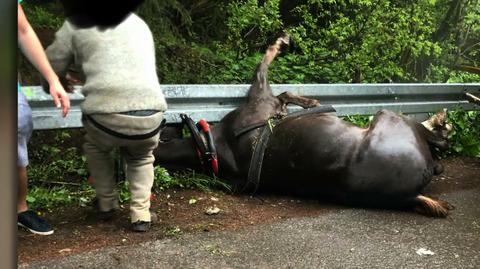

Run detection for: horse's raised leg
[[248, 34, 291, 100], [277, 91, 320, 109]]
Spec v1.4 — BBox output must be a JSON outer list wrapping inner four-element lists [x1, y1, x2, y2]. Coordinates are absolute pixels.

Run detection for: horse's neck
[[154, 138, 200, 170]]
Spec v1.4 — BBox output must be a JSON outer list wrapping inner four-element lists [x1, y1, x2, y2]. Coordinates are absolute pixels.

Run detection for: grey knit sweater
[[45, 13, 167, 114]]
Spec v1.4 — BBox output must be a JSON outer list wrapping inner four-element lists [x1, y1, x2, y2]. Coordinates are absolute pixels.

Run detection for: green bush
[[446, 109, 480, 157], [22, 1, 64, 29], [342, 114, 372, 128], [28, 131, 87, 185], [19, 0, 479, 85]]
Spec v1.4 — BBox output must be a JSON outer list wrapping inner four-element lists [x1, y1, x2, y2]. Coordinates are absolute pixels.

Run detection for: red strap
[[198, 119, 210, 132], [211, 158, 218, 175]]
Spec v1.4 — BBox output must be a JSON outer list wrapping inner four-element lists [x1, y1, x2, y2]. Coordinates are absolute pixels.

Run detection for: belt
[[83, 112, 165, 140]]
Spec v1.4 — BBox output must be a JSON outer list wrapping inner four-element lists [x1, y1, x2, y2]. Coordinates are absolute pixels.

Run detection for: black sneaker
[[18, 210, 54, 235], [131, 221, 151, 232], [91, 197, 118, 221], [98, 208, 118, 221]]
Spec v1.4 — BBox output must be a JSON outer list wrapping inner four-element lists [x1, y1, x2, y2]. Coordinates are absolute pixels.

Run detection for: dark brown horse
[[154, 34, 453, 217]]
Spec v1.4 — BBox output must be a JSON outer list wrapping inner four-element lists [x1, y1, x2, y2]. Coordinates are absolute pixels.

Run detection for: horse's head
[[422, 108, 453, 140], [418, 108, 452, 152]]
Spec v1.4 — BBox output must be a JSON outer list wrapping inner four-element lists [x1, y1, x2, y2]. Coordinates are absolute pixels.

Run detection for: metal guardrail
[[23, 83, 480, 130]]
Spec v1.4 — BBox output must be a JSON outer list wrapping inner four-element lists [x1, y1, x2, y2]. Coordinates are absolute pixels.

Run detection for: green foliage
[[151, 167, 231, 193], [137, 0, 229, 83], [116, 167, 231, 203], [20, 0, 479, 85], [226, 0, 283, 53], [27, 183, 95, 210], [22, 1, 64, 29], [446, 109, 480, 157], [447, 71, 480, 83], [342, 114, 373, 128], [26, 130, 91, 209], [166, 170, 232, 192], [28, 131, 88, 185]]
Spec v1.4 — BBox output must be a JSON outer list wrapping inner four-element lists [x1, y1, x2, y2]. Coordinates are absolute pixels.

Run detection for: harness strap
[[197, 119, 219, 175], [234, 105, 336, 138], [180, 114, 208, 157], [285, 105, 336, 118], [243, 122, 275, 193], [234, 122, 268, 138], [243, 105, 336, 193]]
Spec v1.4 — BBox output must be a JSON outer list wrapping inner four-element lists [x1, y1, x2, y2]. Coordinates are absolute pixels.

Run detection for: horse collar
[[180, 114, 218, 177]]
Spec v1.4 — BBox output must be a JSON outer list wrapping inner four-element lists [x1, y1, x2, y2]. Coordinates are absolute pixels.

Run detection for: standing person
[[45, 0, 167, 232], [17, 1, 70, 235]]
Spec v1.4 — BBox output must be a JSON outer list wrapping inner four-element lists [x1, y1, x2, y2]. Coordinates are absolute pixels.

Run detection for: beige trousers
[[82, 112, 163, 223]]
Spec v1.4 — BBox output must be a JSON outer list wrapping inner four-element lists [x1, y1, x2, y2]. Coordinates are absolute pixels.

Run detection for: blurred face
[[61, 0, 145, 28]]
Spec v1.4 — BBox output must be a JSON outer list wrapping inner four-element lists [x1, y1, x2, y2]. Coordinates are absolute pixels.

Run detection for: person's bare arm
[[18, 4, 70, 117]]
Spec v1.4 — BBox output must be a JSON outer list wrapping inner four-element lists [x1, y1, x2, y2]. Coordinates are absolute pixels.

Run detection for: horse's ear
[[435, 108, 452, 133], [422, 108, 448, 131]]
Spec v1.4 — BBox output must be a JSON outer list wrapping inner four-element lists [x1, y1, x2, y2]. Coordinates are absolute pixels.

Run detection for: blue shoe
[[18, 210, 54, 235]]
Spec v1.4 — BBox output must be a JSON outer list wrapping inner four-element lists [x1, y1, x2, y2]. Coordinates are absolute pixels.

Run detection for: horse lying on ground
[[154, 34, 454, 217]]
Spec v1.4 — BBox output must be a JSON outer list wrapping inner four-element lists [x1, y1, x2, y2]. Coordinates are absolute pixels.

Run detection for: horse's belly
[[347, 133, 434, 196], [259, 116, 360, 195], [259, 114, 434, 198]]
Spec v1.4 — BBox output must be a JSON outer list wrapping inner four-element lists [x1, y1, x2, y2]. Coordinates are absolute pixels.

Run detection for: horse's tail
[[411, 195, 454, 218], [249, 33, 292, 99]]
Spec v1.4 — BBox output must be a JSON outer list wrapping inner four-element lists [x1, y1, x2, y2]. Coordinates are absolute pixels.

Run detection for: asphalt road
[[21, 180, 480, 269]]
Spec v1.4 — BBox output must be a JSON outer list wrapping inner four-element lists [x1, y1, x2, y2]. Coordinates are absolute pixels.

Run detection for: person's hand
[[60, 69, 84, 93], [65, 72, 83, 92], [60, 76, 75, 93], [48, 78, 70, 117]]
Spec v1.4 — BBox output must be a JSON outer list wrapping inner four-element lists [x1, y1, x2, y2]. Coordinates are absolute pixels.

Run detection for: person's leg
[[122, 133, 159, 231], [83, 131, 118, 213], [17, 91, 53, 235], [17, 91, 32, 213], [17, 166, 28, 213]]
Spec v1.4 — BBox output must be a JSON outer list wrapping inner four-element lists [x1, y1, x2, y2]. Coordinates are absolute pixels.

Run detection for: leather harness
[[180, 105, 336, 191], [240, 105, 337, 193]]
